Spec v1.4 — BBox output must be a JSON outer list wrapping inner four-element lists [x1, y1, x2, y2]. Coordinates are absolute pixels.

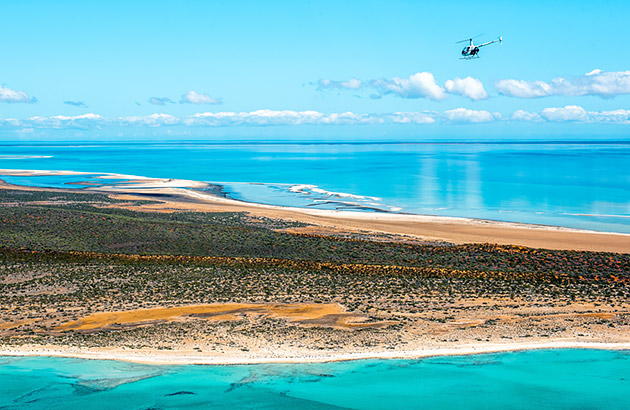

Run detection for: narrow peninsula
[[1, 182, 629, 364]]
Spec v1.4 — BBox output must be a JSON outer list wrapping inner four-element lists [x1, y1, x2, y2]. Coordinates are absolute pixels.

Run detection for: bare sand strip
[[54, 303, 392, 331], [1, 341, 629, 366]]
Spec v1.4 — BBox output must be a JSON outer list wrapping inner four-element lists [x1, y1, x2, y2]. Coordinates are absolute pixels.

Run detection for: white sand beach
[[2, 340, 629, 366]]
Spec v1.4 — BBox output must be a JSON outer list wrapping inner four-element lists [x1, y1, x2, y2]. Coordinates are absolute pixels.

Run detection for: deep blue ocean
[[0, 141, 629, 232], [1, 349, 629, 409]]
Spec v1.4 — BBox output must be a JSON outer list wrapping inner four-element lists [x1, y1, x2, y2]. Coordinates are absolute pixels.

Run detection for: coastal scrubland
[[1, 187, 629, 359]]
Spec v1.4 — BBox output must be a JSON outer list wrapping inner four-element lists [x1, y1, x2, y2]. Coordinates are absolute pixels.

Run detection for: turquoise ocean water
[[2, 145, 629, 406], [1, 349, 629, 409], [0, 141, 629, 232]]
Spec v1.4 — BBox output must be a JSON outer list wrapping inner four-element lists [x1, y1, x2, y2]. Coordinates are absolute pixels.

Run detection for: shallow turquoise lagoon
[[1, 141, 629, 232], [1, 349, 629, 409]]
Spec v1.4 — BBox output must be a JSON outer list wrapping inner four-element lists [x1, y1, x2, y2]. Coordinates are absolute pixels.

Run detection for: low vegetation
[[1, 188, 628, 350]]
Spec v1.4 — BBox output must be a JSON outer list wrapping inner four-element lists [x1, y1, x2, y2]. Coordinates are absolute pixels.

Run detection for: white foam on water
[[289, 184, 381, 201], [0, 155, 53, 159]]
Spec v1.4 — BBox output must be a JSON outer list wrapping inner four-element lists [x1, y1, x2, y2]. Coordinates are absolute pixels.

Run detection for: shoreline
[[179, 187, 628, 236], [1, 169, 629, 253], [1, 341, 629, 366], [1, 168, 627, 236], [1, 167, 628, 236]]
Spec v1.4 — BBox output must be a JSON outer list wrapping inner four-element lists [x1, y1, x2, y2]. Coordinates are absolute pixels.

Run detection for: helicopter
[[457, 36, 502, 59]]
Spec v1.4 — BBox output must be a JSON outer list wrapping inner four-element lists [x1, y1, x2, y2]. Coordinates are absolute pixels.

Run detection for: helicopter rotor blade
[[455, 33, 486, 44]]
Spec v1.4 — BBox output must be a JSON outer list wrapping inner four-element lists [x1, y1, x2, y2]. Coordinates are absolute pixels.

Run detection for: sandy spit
[[1, 170, 629, 253], [103, 187, 630, 253]]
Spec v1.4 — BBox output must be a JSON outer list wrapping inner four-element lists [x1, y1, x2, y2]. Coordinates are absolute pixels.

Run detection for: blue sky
[[1, 0, 630, 140]]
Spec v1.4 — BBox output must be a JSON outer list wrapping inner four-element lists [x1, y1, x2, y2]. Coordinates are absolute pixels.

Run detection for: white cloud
[[51, 113, 102, 121], [180, 90, 222, 104], [585, 69, 602, 76], [318, 72, 488, 101], [189, 110, 381, 126], [371, 72, 446, 100], [319, 111, 379, 124], [591, 109, 630, 123], [580, 70, 630, 97], [443, 108, 496, 123], [7, 106, 630, 131], [511, 110, 542, 122], [496, 70, 630, 98], [341, 79, 362, 89], [121, 113, 180, 127], [540, 105, 589, 122], [0, 118, 22, 128], [444, 77, 488, 100], [389, 112, 436, 124], [495, 79, 552, 98], [26, 113, 103, 128], [316, 78, 362, 90], [0, 110, 435, 130], [190, 110, 320, 126], [512, 105, 630, 124], [0, 85, 36, 103]]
